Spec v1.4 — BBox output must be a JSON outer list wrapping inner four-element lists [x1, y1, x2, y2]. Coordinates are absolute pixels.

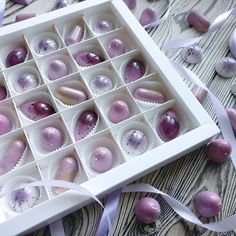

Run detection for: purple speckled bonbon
[[20, 101, 55, 121], [74, 111, 98, 141]]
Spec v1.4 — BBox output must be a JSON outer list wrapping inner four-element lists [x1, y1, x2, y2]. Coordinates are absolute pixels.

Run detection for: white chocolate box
[[0, 0, 219, 235]]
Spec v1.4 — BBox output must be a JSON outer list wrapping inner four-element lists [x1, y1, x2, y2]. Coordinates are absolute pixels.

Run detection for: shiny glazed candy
[[156, 110, 180, 141], [73, 51, 104, 67], [74, 111, 98, 141], [6, 47, 27, 67], [124, 59, 145, 83]]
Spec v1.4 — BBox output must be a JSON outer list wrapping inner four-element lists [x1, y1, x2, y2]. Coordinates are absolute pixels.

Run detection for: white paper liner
[[18, 91, 57, 123], [30, 32, 61, 57], [0, 139, 28, 176], [72, 44, 106, 70], [7, 65, 41, 94], [80, 136, 123, 177], [0, 106, 20, 134], [47, 154, 80, 196], [116, 120, 155, 156], [52, 80, 89, 108], [119, 55, 149, 83], [62, 21, 86, 45], [0, 43, 30, 69], [88, 13, 119, 36], [28, 118, 70, 156], [39, 54, 75, 83], [0, 176, 42, 216], [100, 92, 138, 125], [72, 109, 100, 142]]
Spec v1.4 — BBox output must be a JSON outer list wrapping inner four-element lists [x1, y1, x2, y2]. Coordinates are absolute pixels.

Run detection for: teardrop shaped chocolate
[[73, 51, 104, 67], [156, 110, 180, 141], [56, 86, 88, 105], [123, 0, 136, 10], [20, 101, 55, 121], [6, 47, 27, 67], [65, 25, 84, 46], [108, 100, 130, 123], [47, 59, 68, 80], [74, 111, 98, 141], [124, 59, 145, 83], [139, 8, 156, 27], [107, 38, 125, 58]]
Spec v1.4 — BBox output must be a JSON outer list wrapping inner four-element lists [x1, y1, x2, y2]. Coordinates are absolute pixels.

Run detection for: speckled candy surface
[[181, 45, 203, 64], [74, 111, 98, 141], [41, 127, 64, 152], [108, 100, 130, 123], [73, 51, 104, 67], [135, 197, 161, 224], [0, 140, 26, 175], [157, 110, 180, 141], [121, 129, 148, 155], [124, 59, 145, 83], [20, 101, 55, 121], [0, 114, 12, 135], [90, 147, 113, 173]]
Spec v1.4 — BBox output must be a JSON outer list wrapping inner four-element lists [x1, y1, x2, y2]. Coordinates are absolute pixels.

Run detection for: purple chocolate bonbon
[[47, 59, 68, 80], [15, 73, 38, 93], [123, 0, 136, 10], [65, 25, 84, 46], [0, 114, 12, 135], [124, 59, 145, 83], [0, 86, 7, 101], [90, 75, 113, 95], [107, 38, 125, 58], [6, 47, 27, 67], [139, 8, 156, 27], [73, 51, 104, 67], [37, 38, 58, 55]]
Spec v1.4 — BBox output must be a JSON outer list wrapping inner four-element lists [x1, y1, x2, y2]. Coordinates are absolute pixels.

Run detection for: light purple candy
[[194, 191, 222, 218], [47, 59, 68, 80], [108, 100, 130, 123], [133, 88, 166, 104], [139, 8, 156, 27], [37, 38, 58, 55], [123, 0, 136, 10], [41, 127, 64, 152], [0, 114, 12, 135], [65, 25, 84, 46], [74, 111, 98, 141], [226, 108, 236, 134], [0, 85, 7, 101], [15, 73, 38, 93], [20, 101, 55, 121], [90, 147, 113, 173], [157, 110, 180, 141], [135, 197, 161, 224], [15, 13, 36, 22], [73, 51, 104, 67], [124, 59, 145, 83], [107, 38, 125, 58], [90, 75, 113, 95], [0, 140, 26, 175], [94, 20, 114, 34]]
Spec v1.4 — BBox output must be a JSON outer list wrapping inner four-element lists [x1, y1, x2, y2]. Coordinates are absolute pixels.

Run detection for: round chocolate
[[107, 38, 125, 58], [121, 129, 148, 155], [15, 73, 38, 93], [36, 38, 58, 55], [94, 19, 114, 34], [6, 47, 27, 67], [108, 100, 130, 123], [90, 147, 113, 173], [47, 59, 68, 80], [90, 75, 113, 95]]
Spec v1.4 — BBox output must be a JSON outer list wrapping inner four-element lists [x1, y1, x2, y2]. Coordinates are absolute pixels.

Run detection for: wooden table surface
[[3, 0, 236, 235]]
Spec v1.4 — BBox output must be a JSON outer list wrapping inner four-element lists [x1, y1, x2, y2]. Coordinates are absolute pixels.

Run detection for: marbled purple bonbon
[[157, 110, 180, 141], [15, 73, 38, 93], [207, 138, 232, 163], [20, 101, 55, 121], [107, 38, 125, 58], [108, 100, 130, 123], [9, 185, 40, 212], [94, 20, 114, 34], [121, 129, 148, 155], [74, 111, 98, 141], [90, 147, 113, 173], [139, 8, 156, 27], [47, 59, 68, 80], [133, 88, 166, 104], [135, 197, 161, 224], [65, 25, 84, 46], [0, 114, 12, 135], [41, 127, 64, 152], [194, 191, 222, 218], [53, 156, 79, 194], [0, 85, 7, 101], [123, 0, 136, 10], [37, 38, 58, 55], [6, 47, 27, 67], [0, 140, 26, 175], [124, 59, 145, 83], [73, 51, 104, 67], [90, 75, 113, 95]]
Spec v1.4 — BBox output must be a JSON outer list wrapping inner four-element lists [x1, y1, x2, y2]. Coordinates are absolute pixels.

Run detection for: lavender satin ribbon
[[162, 7, 236, 51], [0, 0, 5, 26]]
